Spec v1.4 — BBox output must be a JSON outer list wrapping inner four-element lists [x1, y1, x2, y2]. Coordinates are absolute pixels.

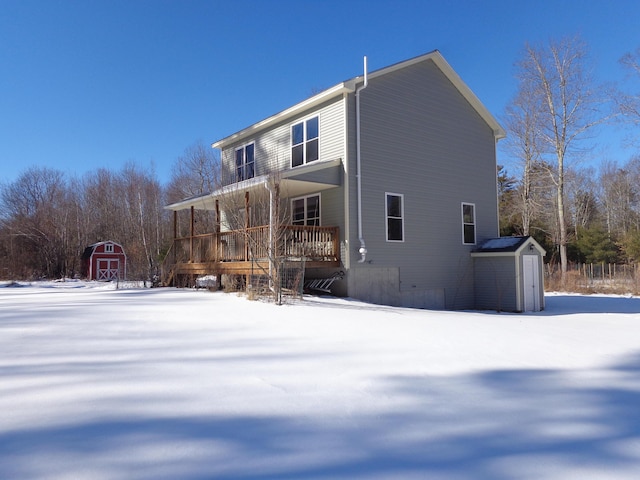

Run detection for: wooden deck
[[162, 225, 340, 286]]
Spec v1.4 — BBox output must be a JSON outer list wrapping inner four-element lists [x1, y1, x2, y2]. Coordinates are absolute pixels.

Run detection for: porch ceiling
[[165, 158, 342, 211], [280, 177, 339, 198]]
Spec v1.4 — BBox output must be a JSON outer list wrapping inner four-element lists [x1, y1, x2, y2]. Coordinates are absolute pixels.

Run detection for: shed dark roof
[[81, 245, 95, 261], [474, 236, 530, 253]]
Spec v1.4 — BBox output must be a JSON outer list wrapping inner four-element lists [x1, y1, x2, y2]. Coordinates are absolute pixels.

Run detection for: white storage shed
[[471, 236, 546, 312]]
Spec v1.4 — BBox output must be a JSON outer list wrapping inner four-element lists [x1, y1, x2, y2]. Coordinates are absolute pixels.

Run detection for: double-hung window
[[291, 116, 319, 167], [386, 193, 404, 242], [292, 194, 320, 226], [462, 202, 476, 244], [235, 143, 255, 182]]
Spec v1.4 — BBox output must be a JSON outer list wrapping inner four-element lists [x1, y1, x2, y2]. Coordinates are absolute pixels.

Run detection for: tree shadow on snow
[[1, 353, 639, 479], [542, 294, 640, 315]]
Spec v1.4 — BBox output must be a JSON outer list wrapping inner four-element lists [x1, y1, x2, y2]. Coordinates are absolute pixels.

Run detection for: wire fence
[[545, 262, 640, 294], [245, 257, 306, 304]]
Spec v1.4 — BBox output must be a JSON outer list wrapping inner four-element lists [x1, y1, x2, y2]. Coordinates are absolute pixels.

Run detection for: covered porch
[[162, 158, 343, 287], [161, 224, 340, 286]]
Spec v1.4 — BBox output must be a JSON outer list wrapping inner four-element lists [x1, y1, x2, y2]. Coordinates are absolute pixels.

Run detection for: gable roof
[[81, 241, 124, 260], [212, 50, 505, 150], [367, 51, 506, 139]]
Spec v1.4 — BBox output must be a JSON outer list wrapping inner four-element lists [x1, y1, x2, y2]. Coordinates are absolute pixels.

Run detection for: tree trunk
[[557, 176, 568, 280]]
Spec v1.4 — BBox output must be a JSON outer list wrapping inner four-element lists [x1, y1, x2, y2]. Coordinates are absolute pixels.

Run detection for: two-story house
[[164, 50, 544, 311]]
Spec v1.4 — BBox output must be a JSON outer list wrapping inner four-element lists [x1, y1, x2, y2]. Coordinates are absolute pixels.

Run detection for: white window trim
[[105, 243, 114, 253], [291, 193, 321, 226], [235, 142, 255, 182], [385, 192, 405, 243], [462, 202, 476, 245], [291, 115, 320, 168]]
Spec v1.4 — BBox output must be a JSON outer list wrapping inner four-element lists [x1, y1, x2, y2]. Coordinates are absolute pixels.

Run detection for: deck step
[[304, 271, 344, 293]]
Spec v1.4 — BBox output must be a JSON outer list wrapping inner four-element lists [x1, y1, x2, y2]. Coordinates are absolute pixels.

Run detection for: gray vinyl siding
[[219, 97, 345, 186], [318, 186, 343, 228], [216, 95, 348, 282], [317, 98, 344, 166], [474, 256, 518, 311], [348, 57, 499, 309]]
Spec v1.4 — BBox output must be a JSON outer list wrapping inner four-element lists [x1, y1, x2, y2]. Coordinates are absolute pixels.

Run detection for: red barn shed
[[81, 241, 127, 281]]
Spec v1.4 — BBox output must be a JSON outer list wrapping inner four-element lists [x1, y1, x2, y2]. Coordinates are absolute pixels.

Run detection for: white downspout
[[265, 181, 274, 288], [356, 56, 368, 263]]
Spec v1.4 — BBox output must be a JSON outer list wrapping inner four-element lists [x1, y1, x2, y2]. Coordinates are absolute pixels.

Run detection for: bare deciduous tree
[[618, 47, 640, 131], [213, 172, 303, 302], [599, 158, 640, 238], [0, 167, 73, 278], [567, 166, 599, 237], [514, 36, 608, 280], [166, 142, 221, 237], [503, 75, 545, 236]]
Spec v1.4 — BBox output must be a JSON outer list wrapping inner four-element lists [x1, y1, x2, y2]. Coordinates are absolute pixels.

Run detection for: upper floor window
[[105, 243, 114, 253], [291, 116, 319, 167], [235, 143, 255, 182], [386, 193, 404, 242], [292, 194, 320, 226], [462, 203, 476, 244]]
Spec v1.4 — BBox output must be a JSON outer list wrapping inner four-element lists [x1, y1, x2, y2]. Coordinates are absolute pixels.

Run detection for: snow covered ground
[[1, 281, 639, 480]]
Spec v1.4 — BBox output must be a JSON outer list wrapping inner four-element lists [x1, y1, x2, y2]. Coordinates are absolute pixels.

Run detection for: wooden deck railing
[[165, 225, 340, 270]]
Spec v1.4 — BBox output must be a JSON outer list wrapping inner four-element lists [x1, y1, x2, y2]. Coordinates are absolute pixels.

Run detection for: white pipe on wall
[[356, 56, 368, 263], [265, 181, 274, 287]]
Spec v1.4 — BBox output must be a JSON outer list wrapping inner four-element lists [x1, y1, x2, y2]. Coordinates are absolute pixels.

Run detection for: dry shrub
[[223, 275, 244, 293], [546, 268, 640, 295], [246, 286, 259, 301], [546, 270, 593, 294]]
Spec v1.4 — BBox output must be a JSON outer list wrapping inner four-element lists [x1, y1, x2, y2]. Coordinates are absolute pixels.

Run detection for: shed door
[[97, 259, 119, 281], [523, 255, 540, 312]]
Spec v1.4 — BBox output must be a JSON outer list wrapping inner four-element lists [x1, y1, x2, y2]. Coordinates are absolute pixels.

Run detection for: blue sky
[[1, 0, 639, 186]]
